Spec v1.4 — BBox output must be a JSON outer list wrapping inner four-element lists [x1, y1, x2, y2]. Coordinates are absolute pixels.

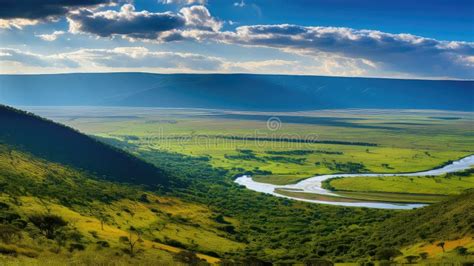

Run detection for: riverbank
[[234, 155, 474, 209]]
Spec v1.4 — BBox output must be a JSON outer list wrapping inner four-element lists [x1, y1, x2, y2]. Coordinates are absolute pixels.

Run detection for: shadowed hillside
[[0, 73, 473, 111], [0, 105, 171, 187]]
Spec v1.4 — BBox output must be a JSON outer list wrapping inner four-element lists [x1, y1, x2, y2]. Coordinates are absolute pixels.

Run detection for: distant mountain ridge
[[0, 73, 473, 111]]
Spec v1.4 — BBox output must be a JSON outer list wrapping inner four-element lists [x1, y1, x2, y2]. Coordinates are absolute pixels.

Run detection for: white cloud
[[0, 46, 363, 76], [234, 1, 245, 7], [36, 31, 66, 41], [179, 5, 222, 32], [0, 47, 223, 73], [0, 18, 39, 29], [63, 47, 224, 70], [68, 4, 186, 40], [67, 4, 221, 42], [160, 0, 207, 5], [0, 48, 79, 69], [2, 2, 473, 78], [213, 24, 474, 79]]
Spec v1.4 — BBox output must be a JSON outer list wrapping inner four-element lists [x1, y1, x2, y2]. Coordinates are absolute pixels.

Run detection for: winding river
[[234, 155, 474, 209]]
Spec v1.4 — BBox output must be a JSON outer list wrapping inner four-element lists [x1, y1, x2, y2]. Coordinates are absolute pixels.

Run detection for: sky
[[0, 0, 473, 79]]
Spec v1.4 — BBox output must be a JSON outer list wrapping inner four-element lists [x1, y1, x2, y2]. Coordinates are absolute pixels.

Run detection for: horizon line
[[1, 71, 473, 82]]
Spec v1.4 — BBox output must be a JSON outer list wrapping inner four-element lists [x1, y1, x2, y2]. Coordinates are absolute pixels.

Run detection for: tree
[[419, 252, 429, 259], [29, 214, 68, 239], [304, 258, 333, 266], [454, 246, 468, 256], [119, 227, 143, 257], [405, 255, 419, 263], [173, 251, 206, 265], [437, 241, 445, 252], [375, 248, 402, 261], [0, 224, 22, 244]]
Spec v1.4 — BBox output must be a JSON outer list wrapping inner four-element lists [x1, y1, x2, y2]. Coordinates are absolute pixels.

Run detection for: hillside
[[0, 106, 243, 264], [0, 105, 172, 187], [0, 73, 473, 111], [375, 189, 474, 244], [0, 144, 237, 264], [370, 189, 474, 262]]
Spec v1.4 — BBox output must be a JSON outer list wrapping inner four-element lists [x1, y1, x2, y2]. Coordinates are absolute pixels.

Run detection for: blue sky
[[0, 0, 473, 79]]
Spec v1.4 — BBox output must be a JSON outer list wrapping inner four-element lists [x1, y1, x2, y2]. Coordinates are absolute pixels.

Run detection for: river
[[234, 155, 474, 209]]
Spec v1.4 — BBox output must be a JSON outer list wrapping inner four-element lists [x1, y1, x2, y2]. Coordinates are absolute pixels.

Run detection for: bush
[[375, 248, 402, 261], [454, 246, 468, 256], [173, 251, 208, 265], [96, 240, 110, 248], [419, 252, 428, 259], [405, 255, 419, 263], [69, 243, 86, 252], [0, 224, 22, 244], [29, 214, 68, 239]]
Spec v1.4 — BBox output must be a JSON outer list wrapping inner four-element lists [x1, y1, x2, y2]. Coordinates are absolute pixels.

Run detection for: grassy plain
[[29, 107, 474, 190], [32, 108, 474, 181], [326, 170, 474, 196]]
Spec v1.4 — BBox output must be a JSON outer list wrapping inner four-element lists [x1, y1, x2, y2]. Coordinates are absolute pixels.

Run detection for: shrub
[[419, 252, 429, 259], [173, 251, 208, 265], [69, 243, 86, 252], [405, 255, 419, 263], [29, 214, 68, 239], [0, 224, 22, 244], [375, 248, 402, 261], [96, 240, 110, 248], [454, 246, 468, 256]]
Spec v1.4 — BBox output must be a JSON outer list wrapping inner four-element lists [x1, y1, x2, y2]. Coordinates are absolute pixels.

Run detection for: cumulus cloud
[[3, 1, 473, 78], [160, 0, 207, 5], [68, 4, 186, 39], [67, 4, 220, 41], [36, 30, 66, 41], [179, 5, 222, 32], [0, 0, 117, 28], [215, 24, 474, 78]]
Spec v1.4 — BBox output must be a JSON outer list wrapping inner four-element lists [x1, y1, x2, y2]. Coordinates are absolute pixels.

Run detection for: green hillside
[[0, 105, 172, 187], [370, 189, 474, 263]]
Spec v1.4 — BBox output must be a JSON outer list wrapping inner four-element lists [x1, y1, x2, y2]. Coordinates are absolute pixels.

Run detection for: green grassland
[[40, 108, 474, 188], [325, 169, 474, 196]]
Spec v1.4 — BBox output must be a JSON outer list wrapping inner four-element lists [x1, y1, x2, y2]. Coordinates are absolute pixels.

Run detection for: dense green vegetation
[[1, 105, 473, 264]]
